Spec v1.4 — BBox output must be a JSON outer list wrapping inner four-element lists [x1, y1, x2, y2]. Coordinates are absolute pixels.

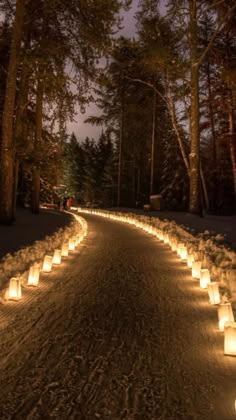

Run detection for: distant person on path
[[63, 197, 67, 210], [66, 197, 72, 210]]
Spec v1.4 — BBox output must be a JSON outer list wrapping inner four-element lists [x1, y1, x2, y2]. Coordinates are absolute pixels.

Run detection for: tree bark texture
[[117, 83, 125, 207], [31, 77, 43, 214], [150, 90, 156, 197], [228, 93, 236, 213], [189, 0, 201, 215], [206, 63, 218, 212], [13, 56, 30, 217], [0, 0, 26, 224], [166, 80, 190, 177]]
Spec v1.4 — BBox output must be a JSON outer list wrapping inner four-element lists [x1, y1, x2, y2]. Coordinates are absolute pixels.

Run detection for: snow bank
[[0, 213, 87, 299], [77, 208, 236, 305]]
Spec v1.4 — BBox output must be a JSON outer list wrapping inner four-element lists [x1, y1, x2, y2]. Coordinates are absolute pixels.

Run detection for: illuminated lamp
[[42, 255, 53, 272], [179, 245, 188, 260], [192, 261, 202, 278], [200, 268, 211, 289], [149, 226, 154, 234], [75, 236, 81, 246], [53, 249, 61, 265], [28, 263, 40, 286], [171, 239, 178, 252], [224, 322, 236, 356], [177, 242, 185, 256], [218, 303, 234, 331], [61, 243, 69, 257], [158, 231, 163, 241], [163, 233, 169, 244], [187, 254, 194, 268], [8, 277, 22, 300], [207, 282, 220, 305], [68, 238, 76, 251]]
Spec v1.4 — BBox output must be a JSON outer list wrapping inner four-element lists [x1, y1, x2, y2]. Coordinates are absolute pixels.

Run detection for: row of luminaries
[[78, 209, 236, 358], [6, 227, 87, 301]]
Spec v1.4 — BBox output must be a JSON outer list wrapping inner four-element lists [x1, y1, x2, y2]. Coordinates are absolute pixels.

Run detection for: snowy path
[[0, 214, 235, 420]]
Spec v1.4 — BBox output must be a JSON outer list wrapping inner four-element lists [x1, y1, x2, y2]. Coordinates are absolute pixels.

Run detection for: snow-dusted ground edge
[[0, 212, 87, 300], [76, 207, 236, 306]]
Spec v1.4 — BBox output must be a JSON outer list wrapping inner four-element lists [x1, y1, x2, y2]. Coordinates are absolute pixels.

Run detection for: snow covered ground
[[114, 209, 236, 250], [0, 208, 73, 260], [0, 213, 236, 419], [0, 210, 86, 301]]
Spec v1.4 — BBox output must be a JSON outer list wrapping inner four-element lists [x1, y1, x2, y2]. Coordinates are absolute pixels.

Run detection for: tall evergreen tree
[[0, 0, 26, 224]]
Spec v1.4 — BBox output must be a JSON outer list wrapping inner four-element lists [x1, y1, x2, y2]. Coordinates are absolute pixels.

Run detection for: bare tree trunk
[[12, 158, 19, 219], [200, 162, 209, 211], [117, 84, 125, 207], [189, 0, 201, 215], [132, 159, 136, 206], [31, 77, 43, 213], [206, 63, 218, 212], [136, 167, 141, 205], [228, 92, 236, 213], [0, 0, 26, 224], [166, 80, 190, 176], [167, 77, 209, 211], [13, 55, 30, 217], [150, 90, 156, 196]]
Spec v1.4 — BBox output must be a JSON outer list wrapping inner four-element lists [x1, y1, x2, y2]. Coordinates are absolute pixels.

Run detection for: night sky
[[67, 0, 140, 141]]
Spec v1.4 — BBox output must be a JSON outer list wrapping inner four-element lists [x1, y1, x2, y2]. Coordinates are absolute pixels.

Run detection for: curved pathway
[[0, 214, 235, 419]]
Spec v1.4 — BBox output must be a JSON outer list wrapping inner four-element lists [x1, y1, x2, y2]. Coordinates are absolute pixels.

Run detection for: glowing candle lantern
[[187, 254, 194, 268], [163, 233, 169, 244], [177, 242, 185, 256], [224, 322, 236, 356], [218, 303, 234, 331], [179, 245, 188, 260], [171, 239, 178, 252], [42, 255, 53, 272], [68, 238, 76, 251], [158, 231, 163, 241], [192, 261, 202, 279], [53, 249, 61, 265], [28, 263, 40, 286], [207, 282, 220, 305], [61, 243, 69, 257], [200, 268, 211, 289], [75, 236, 81, 246], [149, 226, 154, 234], [8, 277, 22, 300]]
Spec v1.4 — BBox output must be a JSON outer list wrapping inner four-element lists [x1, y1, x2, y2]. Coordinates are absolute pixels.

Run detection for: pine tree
[[0, 0, 131, 223], [0, 0, 26, 224]]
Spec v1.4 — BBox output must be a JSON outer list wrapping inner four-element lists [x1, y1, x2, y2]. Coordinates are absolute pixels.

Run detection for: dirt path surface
[[0, 214, 235, 420]]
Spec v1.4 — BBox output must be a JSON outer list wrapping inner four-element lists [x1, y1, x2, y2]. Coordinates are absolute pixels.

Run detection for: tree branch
[[125, 76, 167, 104], [197, 3, 236, 67]]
